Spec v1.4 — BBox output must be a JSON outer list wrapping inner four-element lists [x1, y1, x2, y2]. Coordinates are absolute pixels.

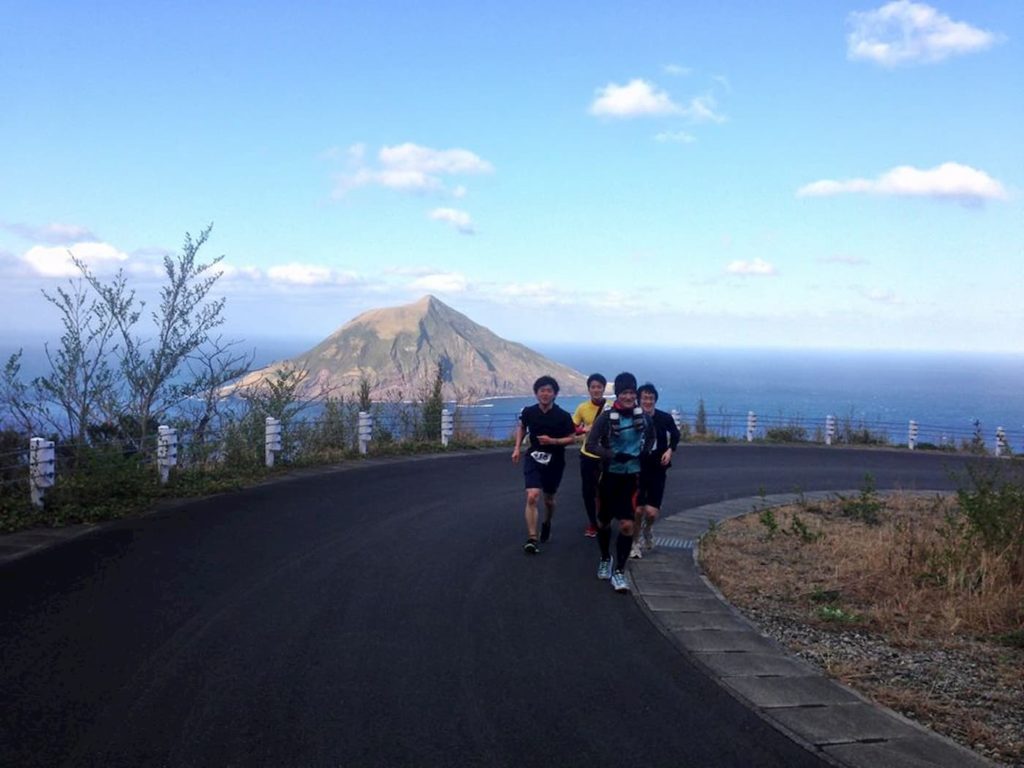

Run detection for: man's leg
[[595, 475, 613, 578], [580, 456, 600, 534], [540, 493, 556, 542], [524, 488, 541, 539]]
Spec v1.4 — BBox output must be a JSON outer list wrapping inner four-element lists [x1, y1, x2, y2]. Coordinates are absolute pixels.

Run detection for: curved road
[[0, 445, 983, 767]]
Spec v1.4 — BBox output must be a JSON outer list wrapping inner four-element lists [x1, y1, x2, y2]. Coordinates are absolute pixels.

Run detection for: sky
[[1, 1, 1022, 354]]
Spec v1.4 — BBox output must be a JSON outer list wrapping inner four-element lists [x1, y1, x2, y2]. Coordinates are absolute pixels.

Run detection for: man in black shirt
[[633, 382, 681, 558], [512, 375, 577, 554]]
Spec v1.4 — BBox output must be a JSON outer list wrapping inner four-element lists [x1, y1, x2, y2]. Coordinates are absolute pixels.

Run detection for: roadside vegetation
[[0, 226, 503, 534], [700, 468, 1024, 766]]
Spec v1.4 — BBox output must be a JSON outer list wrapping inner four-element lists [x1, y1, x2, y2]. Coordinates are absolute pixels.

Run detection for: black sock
[[616, 533, 633, 571], [597, 526, 611, 559]]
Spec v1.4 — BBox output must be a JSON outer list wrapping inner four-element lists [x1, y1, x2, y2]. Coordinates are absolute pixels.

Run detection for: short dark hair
[[533, 375, 560, 394], [613, 371, 638, 395], [586, 373, 607, 388], [638, 382, 659, 402]]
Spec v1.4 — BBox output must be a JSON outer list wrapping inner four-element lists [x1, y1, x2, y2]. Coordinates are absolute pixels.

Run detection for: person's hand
[[537, 434, 555, 445], [512, 446, 520, 464], [660, 448, 673, 467]]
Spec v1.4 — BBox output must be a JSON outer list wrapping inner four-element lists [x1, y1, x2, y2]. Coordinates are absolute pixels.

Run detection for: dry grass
[[701, 493, 1024, 766]]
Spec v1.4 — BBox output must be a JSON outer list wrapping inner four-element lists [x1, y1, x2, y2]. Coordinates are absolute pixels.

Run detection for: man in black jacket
[[632, 382, 680, 558]]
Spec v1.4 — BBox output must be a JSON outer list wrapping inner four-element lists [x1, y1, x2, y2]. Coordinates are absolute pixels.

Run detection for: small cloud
[[655, 130, 697, 144], [847, 1, 999, 66], [663, 64, 691, 76], [266, 263, 360, 286], [428, 208, 475, 235], [712, 74, 732, 92], [410, 271, 468, 293], [21, 241, 128, 277], [589, 79, 681, 118], [819, 254, 869, 265], [680, 94, 727, 123], [334, 142, 493, 198], [861, 287, 901, 305], [726, 258, 778, 276], [4, 221, 98, 245], [797, 162, 1007, 203], [218, 263, 264, 281]]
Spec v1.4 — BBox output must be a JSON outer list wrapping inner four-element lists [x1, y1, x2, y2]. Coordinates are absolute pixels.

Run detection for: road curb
[[630, 491, 998, 768]]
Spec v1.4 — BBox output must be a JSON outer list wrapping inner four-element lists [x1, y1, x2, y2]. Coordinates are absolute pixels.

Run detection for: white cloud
[[218, 263, 264, 281], [861, 287, 902, 305], [848, 1, 998, 66], [663, 64, 691, 76], [589, 79, 681, 118], [428, 207, 475, 235], [797, 162, 1007, 203], [818, 254, 869, 265], [4, 221, 98, 244], [334, 142, 493, 197], [21, 241, 128, 277], [410, 271, 469, 293], [680, 94, 726, 123], [655, 130, 697, 144], [726, 258, 778, 276], [266, 263, 360, 286]]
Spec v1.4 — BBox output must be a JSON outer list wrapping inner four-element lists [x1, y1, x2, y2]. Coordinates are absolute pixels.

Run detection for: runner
[[631, 382, 681, 559], [584, 372, 654, 592], [572, 373, 608, 538], [512, 375, 577, 554]]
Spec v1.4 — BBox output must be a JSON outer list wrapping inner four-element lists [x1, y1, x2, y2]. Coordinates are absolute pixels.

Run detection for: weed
[[838, 473, 883, 525], [816, 604, 864, 624], [789, 513, 822, 543], [758, 507, 779, 539]]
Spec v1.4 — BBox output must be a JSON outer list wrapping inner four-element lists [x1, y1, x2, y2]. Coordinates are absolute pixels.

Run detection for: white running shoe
[[630, 543, 643, 559], [597, 558, 612, 580], [610, 570, 630, 593]]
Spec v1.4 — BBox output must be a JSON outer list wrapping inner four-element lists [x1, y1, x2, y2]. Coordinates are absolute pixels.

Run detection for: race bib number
[[530, 451, 553, 465]]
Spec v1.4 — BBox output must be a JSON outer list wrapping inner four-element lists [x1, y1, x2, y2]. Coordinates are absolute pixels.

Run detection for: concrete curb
[[630, 491, 998, 768]]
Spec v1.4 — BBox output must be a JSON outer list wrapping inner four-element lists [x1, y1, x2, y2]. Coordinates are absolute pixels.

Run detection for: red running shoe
[[584, 525, 598, 538]]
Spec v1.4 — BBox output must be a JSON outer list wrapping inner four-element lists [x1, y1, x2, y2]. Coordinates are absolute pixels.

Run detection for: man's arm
[[584, 412, 613, 460], [512, 414, 526, 463]]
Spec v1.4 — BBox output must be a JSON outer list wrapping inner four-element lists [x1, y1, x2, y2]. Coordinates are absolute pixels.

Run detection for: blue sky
[[1, 1, 1021, 353]]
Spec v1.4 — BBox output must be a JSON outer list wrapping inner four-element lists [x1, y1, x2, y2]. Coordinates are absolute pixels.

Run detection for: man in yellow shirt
[[572, 373, 607, 538]]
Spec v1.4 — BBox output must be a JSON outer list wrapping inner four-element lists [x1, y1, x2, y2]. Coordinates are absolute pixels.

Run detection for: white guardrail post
[[157, 425, 178, 484], [265, 417, 282, 467], [29, 437, 55, 508], [995, 427, 1008, 458], [825, 414, 836, 446], [746, 411, 757, 442], [670, 409, 682, 431], [908, 420, 918, 451], [358, 411, 372, 455], [441, 408, 454, 447]]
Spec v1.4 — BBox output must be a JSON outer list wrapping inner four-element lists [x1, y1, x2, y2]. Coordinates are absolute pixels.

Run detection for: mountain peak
[[236, 297, 586, 400]]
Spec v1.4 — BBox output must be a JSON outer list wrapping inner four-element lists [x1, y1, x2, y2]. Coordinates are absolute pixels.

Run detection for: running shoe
[[540, 521, 551, 543], [584, 525, 598, 538], [597, 558, 612, 580], [610, 570, 630, 593], [523, 539, 540, 555], [630, 543, 643, 559]]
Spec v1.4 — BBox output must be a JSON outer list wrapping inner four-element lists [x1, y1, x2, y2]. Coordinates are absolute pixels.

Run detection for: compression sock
[[616, 533, 634, 571], [597, 526, 612, 559]]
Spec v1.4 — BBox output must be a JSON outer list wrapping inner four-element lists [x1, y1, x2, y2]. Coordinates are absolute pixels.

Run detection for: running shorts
[[523, 453, 566, 494], [638, 463, 667, 509], [597, 471, 638, 524]]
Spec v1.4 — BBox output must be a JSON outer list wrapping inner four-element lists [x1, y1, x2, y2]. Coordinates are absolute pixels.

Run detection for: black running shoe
[[523, 538, 540, 554], [540, 521, 551, 543]]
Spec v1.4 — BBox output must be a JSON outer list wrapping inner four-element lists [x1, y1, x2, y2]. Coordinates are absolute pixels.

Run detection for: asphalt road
[[0, 445, 986, 767]]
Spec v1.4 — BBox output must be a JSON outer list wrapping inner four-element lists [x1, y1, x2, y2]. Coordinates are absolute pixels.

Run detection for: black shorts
[[597, 471, 638, 524], [523, 453, 566, 494], [638, 463, 667, 509]]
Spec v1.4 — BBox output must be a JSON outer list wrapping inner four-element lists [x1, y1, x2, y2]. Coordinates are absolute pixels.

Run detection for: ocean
[[3, 336, 1022, 450]]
